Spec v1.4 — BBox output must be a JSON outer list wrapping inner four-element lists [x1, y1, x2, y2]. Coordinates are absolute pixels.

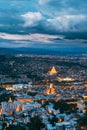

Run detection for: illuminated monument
[[45, 83, 56, 95], [49, 66, 57, 75], [45, 66, 57, 94], [47, 66, 57, 82]]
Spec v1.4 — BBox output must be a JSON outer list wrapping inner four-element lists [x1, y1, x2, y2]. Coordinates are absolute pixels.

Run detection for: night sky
[[0, 0, 87, 52]]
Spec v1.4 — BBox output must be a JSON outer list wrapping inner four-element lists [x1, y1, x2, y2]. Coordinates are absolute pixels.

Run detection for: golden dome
[[49, 66, 57, 75]]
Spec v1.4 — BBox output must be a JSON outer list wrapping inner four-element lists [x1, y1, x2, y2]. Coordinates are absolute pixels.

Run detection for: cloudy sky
[[0, 0, 87, 51]]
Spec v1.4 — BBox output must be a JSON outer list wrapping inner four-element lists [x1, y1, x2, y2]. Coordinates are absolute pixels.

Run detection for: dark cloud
[[39, 0, 87, 15], [0, 0, 87, 48]]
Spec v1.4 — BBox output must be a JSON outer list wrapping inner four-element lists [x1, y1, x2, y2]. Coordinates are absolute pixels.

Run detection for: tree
[[6, 125, 26, 130], [53, 100, 77, 114], [28, 116, 45, 130], [48, 115, 58, 126], [77, 112, 87, 129]]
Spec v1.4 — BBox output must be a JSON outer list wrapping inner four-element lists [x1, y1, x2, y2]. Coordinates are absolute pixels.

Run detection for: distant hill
[[0, 47, 61, 55], [13, 47, 87, 56], [0, 48, 55, 55], [0, 47, 87, 56], [0, 48, 21, 55]]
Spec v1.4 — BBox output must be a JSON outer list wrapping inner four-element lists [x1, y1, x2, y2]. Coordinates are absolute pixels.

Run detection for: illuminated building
[[58, 77, 75, 82], [8, 98, 12, 103], [18, 98, 33, 103], [49, 66, 57, 75], [82, 96, 87, 101], [85, 84, 87, 91], [45, 83, 56, 94], [0, 107, 2, 115], [1, 101, 24, 115]]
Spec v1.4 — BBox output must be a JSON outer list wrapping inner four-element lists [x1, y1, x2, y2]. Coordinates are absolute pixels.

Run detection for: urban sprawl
[[0, 54, 87, 130]]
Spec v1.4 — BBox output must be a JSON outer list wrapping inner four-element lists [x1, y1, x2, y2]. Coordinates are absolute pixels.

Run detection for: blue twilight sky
[[0, 0, 87, 50]]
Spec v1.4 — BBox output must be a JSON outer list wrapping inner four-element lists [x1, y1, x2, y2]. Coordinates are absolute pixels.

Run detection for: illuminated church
[[48, 66, 57, 75]]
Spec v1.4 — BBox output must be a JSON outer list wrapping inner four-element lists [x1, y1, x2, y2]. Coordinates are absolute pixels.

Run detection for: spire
[[8, 98, 12, 103], [49, 66, 57, 75]]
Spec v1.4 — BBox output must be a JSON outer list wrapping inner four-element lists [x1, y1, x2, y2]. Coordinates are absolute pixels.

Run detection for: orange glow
[[49, 66, 57, 75], [18, 98, 33, 103]]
